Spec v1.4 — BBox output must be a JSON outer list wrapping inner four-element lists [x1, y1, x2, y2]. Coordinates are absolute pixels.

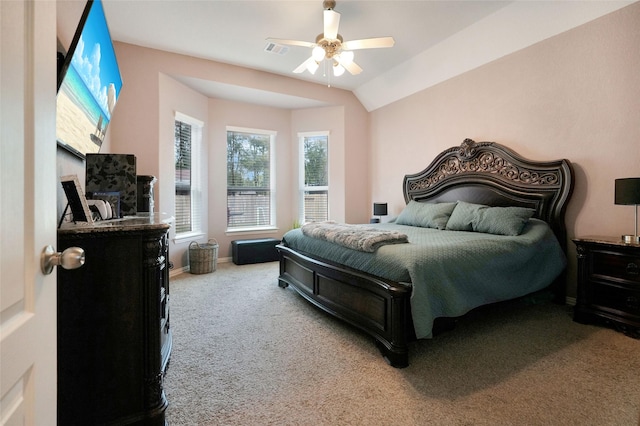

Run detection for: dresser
[[57, 215, 172, 425], [574, 237, 640, 338]]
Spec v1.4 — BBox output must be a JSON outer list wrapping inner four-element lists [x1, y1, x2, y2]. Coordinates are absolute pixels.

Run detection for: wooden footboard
[[277, 244, 413, 368]]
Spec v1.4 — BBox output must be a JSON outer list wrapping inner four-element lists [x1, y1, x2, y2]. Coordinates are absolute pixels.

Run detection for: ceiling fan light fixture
[[267, 0, 394, 79], [338, 50, 354, 65], [312, 45, 326, 62]]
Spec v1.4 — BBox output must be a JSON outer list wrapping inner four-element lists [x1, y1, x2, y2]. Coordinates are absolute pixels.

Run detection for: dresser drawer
[[574, 238, 640, 337], [590, 250, 640, 283], [590, 280, 640, 316]]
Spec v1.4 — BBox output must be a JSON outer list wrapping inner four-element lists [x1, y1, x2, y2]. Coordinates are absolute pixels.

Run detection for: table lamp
[[372, 202, 388, 223], [615, 178, 640, 244]]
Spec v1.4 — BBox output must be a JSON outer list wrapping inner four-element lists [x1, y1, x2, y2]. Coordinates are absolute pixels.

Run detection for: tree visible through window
[[227, 128, 275, 229], [300, 133, 328, 223]]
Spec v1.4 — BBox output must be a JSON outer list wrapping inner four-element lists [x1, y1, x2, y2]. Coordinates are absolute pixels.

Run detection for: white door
[[1, 1, 58, 424]]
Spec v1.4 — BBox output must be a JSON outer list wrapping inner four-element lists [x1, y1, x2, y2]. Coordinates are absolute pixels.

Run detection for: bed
[[277, 139, 574, 368]]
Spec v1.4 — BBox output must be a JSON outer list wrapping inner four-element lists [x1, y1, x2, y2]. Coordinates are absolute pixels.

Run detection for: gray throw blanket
[[301, 221, 408, 252]]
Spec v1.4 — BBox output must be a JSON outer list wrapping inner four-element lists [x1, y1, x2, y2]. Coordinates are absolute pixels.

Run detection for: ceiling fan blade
[[323, 9, 340, 40], [341, 60, 362, 75], [342, 37, 395, 51], [266, 38, 315, 48], [293, 57, 318, 74]]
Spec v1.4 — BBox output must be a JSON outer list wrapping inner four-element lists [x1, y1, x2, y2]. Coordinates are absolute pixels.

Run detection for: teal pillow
[[396, 201, 457, 230], [445, 201, 477, 231], [446, 201, 535, 236]]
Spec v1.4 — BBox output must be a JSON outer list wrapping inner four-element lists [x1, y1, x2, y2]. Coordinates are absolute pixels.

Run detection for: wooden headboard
[[403, 139, 574, 252]]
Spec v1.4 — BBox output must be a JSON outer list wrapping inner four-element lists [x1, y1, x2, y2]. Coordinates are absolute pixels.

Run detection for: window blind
[[175, 120, 192, 233]]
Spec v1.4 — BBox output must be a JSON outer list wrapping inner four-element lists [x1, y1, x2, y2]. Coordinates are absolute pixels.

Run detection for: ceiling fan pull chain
[[326, 61, 331, 87]]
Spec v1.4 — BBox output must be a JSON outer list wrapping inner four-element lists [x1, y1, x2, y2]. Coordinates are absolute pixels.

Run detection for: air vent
[[264, 42, 289, 55]]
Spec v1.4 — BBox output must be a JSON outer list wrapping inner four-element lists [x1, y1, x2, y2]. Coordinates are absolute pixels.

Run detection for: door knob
[[41, 245, 85, 275]]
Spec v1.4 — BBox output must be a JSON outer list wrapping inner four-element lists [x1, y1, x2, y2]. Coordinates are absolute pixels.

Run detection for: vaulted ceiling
[[58, 1, 634, 110]]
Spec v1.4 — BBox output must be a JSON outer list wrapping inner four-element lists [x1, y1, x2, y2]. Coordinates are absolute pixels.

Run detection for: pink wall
[[108, 43, 369, 267], [370, 2, 640, 298], [158, 75, 209, 268]]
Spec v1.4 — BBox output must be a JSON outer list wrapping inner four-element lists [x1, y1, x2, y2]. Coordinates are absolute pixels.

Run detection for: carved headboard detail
[[403, 139, 574, 251]]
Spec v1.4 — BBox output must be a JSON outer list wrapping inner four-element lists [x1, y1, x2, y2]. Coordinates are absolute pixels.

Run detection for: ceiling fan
[[266, 0, 394, 77]]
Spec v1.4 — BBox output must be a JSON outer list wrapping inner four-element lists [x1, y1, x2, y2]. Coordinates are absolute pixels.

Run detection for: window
[[175, 113, 203, 236], [299, 132, 329, 223], [227, 127, 276, 230]]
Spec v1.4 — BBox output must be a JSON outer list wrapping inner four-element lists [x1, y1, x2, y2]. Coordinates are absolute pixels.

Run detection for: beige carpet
[[164, 261, 640, 425]]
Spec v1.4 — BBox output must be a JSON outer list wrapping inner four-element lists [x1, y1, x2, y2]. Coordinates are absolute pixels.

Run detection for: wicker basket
[[189, 239, 218, 274]]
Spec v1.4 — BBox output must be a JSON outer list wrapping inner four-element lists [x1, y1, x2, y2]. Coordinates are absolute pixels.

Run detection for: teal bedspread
[[281, 219, 566, 339]]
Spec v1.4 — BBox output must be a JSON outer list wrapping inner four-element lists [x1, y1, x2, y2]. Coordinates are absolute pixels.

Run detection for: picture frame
[[60, 174, 94, 225]]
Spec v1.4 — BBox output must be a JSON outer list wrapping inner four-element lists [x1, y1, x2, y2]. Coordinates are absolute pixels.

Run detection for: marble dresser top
[[58, 213, 173, 235], [573, 235, 640, 248]]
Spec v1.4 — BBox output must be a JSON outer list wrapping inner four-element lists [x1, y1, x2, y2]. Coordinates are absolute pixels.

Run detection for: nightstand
[[573, 237, 640, 338]]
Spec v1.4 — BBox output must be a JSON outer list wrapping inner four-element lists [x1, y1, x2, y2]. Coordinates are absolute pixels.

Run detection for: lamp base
[[621, 235, 640, 244]]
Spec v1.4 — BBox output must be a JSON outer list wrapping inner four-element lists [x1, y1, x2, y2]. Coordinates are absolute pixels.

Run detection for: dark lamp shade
[[373, 203, 388, 216], [614, 178, 640, 205]]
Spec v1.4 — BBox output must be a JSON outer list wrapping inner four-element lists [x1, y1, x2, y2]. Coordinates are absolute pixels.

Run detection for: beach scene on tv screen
[[56, 0, 122, 156]]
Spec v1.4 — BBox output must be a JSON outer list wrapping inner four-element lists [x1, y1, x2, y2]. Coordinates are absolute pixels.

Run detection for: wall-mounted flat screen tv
[[56, 0, 122, 159]]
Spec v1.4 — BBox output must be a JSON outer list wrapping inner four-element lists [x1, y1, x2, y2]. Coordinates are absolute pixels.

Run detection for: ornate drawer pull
[[626, 296, 639, 310], [627, 262, 639, 276]]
